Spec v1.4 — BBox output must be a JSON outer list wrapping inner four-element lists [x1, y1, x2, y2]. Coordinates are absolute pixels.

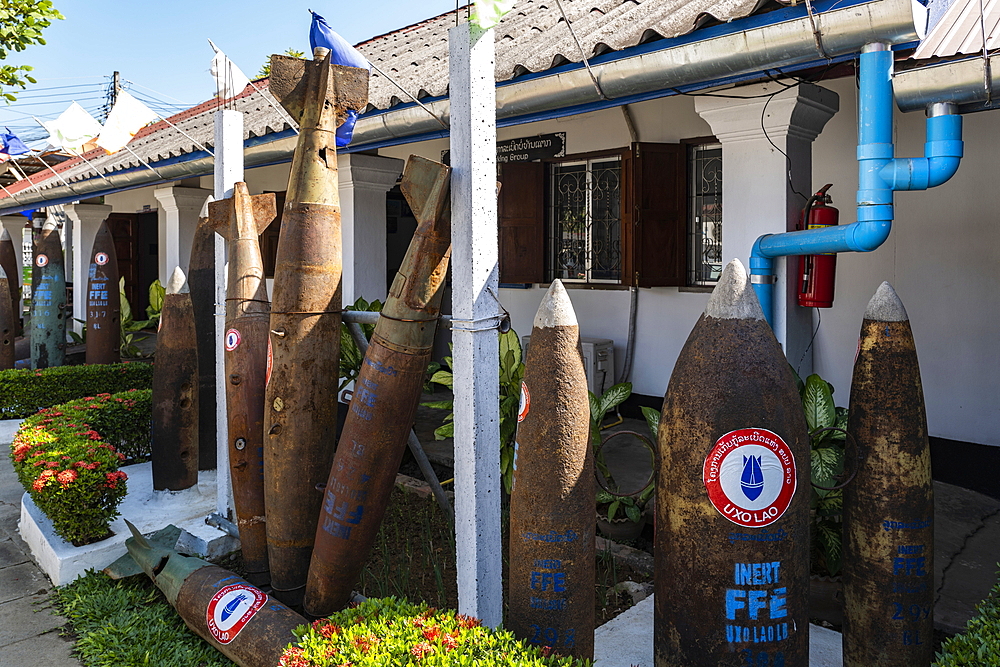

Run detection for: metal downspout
[[749, 43, 964, 325]]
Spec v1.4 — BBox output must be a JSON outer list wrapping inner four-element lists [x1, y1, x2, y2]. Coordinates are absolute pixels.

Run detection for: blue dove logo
[[220, 594, 248, 622], [741, 455, 764, 501]]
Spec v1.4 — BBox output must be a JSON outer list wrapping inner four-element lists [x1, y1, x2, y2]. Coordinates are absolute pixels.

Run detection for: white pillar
[[448, 22, 503, 628], [213, 109, 243, 517], [338, 153, 404, 304], [61, 203, 112, 336], [153, 186, 213, 284], [695, 82, 839, 372], [1, 214, 28, 317]]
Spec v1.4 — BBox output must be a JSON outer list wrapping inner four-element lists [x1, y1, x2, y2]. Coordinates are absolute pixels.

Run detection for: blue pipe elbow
[[879, 114, 963, 190]]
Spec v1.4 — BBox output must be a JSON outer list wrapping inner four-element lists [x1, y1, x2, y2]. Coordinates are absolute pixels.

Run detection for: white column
[[696, 82, 838, 372], [338, 153, 404, 304], [1, 215, 28, 317], [153, 186, 213, 284], [448, 22, 503, 628], [213, 109, 243, 517], [61, 203, 112, 336]]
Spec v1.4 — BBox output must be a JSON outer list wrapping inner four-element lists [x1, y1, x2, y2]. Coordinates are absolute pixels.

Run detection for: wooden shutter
[[498, 161, 545, 284], [623, 142, 686, 287]]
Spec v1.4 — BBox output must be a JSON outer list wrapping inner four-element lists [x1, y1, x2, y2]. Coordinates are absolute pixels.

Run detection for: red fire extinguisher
[[797, 184, 838, 308]]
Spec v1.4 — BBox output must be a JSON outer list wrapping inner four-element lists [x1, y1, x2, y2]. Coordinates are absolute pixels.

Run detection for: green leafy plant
[[0, 1, 64, 101], [68, 317, 86, 345], [258, 47, 307, 79], [934, 569, 1000, 666], [339, 295, 383, 391], [282, 597, 591, 666], [9, 391, 150, 544], [424, 329, 525, 494], [0, 361, 153, 418]]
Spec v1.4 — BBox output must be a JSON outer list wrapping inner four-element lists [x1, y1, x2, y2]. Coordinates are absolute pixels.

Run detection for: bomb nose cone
[[705, 258, 765, 320], [533, 279, 578, 329], [0, 228, 9, 242], [864, 281, 908, 322], [199, 195, 215, 219], [166, 267, 189, 295], [41, 219, 58, 232], [0, 264, 7, 281]]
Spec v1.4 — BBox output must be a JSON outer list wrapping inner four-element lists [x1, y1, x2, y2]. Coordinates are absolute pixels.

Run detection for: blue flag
[[309, 10, 369, 147], [0, 128, 29, 160]]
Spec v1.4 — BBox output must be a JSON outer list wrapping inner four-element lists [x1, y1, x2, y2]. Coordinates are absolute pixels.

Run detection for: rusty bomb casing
[[30, 221, 66, 369], [303, 155, 451, 617], [0, 228, 21, 336], [842, 281, 934, 666], [121, 520, 306, 667], [0, 265, 14, 369], [85, 220, 121, 365], [655, 259, 810, 667], [263, 48, 369, 606], [151, 267, 199, 491], [189, 198, 218, 470], [508, 279, 595, 660], [209, 183, 277, 587]]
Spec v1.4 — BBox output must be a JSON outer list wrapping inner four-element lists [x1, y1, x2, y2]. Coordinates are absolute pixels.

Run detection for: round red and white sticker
[[703, 428, 797, 528], [35, 254, 48, 268], [517, 382, 530, 423], [225, 328, 241, 351], [265, 337, 273, 387], [95, 252, 109, 266], [206, 583, 266, 645]]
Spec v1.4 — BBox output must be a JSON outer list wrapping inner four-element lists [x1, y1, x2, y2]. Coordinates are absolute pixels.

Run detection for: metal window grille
[[548, 157, 621, 283], [688, 143, 723, 285]]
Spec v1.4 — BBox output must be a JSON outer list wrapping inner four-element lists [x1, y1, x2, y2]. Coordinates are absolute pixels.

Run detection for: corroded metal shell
[[843, 283, 933, 666], [0, 230, 21, 336], [188, 216, 218, 471], [30, 227, 66, 369], [85, 221, 121, 365], [0, 271, 13, 369]]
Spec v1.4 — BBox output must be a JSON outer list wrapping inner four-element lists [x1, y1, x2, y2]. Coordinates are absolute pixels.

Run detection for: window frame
[[682, 136, 722, 287]]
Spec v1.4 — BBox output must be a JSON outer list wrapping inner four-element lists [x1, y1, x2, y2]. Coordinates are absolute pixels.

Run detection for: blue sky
[[0, 0, 460, 146]]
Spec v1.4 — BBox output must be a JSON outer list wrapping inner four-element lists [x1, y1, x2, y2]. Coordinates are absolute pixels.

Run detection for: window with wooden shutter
[[498, 161, 545, 284]]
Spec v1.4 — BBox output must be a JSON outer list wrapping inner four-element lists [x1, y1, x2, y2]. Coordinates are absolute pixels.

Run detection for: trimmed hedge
[[934, 571, 1000, 666], [0, 362, 153, 419]]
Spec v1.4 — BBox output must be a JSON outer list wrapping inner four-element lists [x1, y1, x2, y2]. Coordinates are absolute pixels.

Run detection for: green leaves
[[803, 373, 836, 433], [641, 405, 660, 438], [0, 1, 63, 101], [338, 296, 383, 390]]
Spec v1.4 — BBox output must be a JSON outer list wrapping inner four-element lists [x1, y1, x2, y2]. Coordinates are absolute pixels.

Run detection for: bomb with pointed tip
[[209, 183, 277, 587], [151, 267, 199, 491], [842, 282, 933, 667], [30, 220, 66, 369], [655, 259, 810, 667], [303, 155, 451, 617], [0, 265, 14, 369], [85, 220, 121, 365], [189, 195, 218, 470], [0, 228, 20, 336], [508, 279, 595, 660], [262, 47, 368, 606], [114, 519, 305, 667]]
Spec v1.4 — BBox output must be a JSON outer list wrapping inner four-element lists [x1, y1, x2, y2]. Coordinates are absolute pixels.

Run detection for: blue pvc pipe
[[750, 45, 964, 325]]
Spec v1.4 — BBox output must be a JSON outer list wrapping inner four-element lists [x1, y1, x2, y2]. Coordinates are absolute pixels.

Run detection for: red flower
[[46, 461, 59, 468], [409, 642, 433, 659], [32, 478, 45, 492], [456, 614, 481, 629], [541, 646, 553, 657], [422, 625, 442, 642], [442, 634, 458, 650], [277, 647, 308, 667], [57, 470, 77, 486]]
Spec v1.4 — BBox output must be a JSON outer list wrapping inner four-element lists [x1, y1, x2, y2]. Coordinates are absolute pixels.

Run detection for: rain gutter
[[893, 54, 1000, 113]]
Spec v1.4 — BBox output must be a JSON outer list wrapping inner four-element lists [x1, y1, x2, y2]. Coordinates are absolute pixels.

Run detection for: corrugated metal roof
[[913, 0, 1000, 58]]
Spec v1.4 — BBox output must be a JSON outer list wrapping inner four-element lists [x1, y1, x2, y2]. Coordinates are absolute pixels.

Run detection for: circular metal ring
[[593, 429, 657, 498], [809, 426, 861, 491]]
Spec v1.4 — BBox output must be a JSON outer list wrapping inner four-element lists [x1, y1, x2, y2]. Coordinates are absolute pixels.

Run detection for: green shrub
[[935, 571, 1000, 666], [282, 597, 591, 666], [8, 390, 151, 545], [0, 362, 153, 418]]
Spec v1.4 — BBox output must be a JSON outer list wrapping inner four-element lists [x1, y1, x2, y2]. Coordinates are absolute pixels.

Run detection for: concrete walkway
[[0, 420, 81, 667]]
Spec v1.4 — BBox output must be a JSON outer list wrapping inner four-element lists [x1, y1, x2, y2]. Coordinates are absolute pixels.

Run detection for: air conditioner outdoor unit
[[521, 335, 615, 396]]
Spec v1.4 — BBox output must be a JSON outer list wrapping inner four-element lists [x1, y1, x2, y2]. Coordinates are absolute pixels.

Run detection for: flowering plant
[[8, 389, 150, 545], [281, 597, 591, 666]]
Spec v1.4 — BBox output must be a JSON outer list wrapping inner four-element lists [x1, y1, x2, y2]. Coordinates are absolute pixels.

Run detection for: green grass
[[50, 570, 234, 667]]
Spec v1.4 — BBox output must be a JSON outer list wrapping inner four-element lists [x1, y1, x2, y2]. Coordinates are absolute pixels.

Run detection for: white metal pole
[[448, 22, 503, 628], [213, 109, 242, 517]]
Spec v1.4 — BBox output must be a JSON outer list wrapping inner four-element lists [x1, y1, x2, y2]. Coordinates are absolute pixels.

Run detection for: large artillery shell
[[85, 221, 120, 365], [210, 183, 277, 587], [655, 259, 810, 667], [30, 222, 66, 369], [151, 268, 199, 491], [122, 521, 305, 667], [0, 265, 13, 369], [303, 155, 450, 616], [843, 282, 933, 666], [0, 228, 20, 336], [508, 280, 594, 660], [189, 202, 218, 470]]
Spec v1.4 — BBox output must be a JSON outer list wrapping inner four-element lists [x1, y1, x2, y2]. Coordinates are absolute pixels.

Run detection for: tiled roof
[[913, 0, 1000, 58]]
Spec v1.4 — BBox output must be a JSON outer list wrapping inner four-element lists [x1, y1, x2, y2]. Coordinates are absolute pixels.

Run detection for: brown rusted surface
[[843, 314, 933, 665], [508, 320, 594, 660], [188, 216, 218, 471], [174, 565, 305, 667], [210, 183, 277, 587], [85, 221, 120, 365], [0, 231, 20, 336], [30, 227, 66, 370], [151, 292, 199, 490], [0, 271, 13, 369], [269, 55, 369, 128], [303, 155, 450, 617], [655, 317, 809, 666]]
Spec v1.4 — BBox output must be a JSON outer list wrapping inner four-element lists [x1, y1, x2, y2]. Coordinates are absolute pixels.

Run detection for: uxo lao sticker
[[517, 382, 530, 423], [94, 252, 109, 266], [703, 428, 796, 528], [225, 328, 241, 351], [265, 337, 273, 387], [206, 583, 266, 644], [35, 254, 48, 268]]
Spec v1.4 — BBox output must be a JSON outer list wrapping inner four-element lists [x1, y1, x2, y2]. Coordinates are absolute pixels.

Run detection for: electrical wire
[[796, 308, 822, 377]]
